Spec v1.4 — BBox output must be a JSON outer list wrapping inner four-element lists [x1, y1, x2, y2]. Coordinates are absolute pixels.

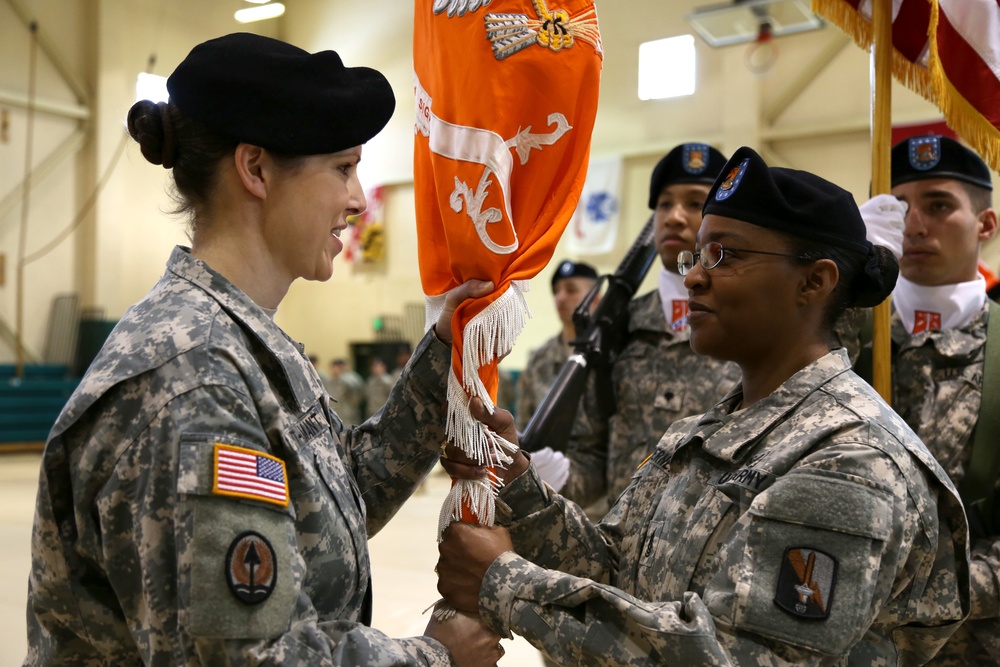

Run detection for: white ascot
[[658, 268, 691, 332], [892, 274, 986, 334]]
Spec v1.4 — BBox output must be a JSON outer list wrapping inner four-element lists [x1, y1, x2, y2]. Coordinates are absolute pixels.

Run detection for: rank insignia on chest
[[774, 547, 837, 620], [226, 531, 277, 605], [213, 443, 289, 507]]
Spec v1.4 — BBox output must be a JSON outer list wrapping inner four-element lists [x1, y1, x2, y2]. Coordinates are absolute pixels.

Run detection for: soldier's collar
[[699, 350, 854, 463]]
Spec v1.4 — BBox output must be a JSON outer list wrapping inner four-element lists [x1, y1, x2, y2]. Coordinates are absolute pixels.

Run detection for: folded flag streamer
[[413, 0, 602, 535]]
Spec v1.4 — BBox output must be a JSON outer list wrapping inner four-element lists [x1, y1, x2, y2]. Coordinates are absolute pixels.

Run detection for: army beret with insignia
[[703, 146, 897, 308], [551, 259, 598, 291], [648, 143, 728, 209], [167, 32, 395, 155], [891, 134, 993, 190], [704, 146, 872, 255]]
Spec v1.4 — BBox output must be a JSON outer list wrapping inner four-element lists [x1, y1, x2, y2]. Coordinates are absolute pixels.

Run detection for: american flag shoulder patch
[[213, 443, 289, 508]]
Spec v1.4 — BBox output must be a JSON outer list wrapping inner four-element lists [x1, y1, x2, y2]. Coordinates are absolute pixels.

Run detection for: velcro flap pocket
[[748, 473, 892, 541]]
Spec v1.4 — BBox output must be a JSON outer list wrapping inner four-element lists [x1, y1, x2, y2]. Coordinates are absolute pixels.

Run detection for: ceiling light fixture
[[234, 2, 285, 23]]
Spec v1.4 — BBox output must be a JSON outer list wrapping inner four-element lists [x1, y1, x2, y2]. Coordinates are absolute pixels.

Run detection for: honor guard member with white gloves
[[24, 33, 502, 667], [851, 135, 999, 665], [437, 146, 970, 667], [562, 143, 741, 513]]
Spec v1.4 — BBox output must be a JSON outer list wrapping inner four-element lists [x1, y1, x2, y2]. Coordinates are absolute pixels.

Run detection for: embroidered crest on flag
[[774, 546, 837, 620], [213, 443, 289, 507], [909, 136, 942, 171], [484, 0, 601, 61], [225, 531, 277, 605]]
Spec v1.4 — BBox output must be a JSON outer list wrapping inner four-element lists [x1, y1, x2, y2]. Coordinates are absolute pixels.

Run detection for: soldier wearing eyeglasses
[[436, 146, 969, 667]]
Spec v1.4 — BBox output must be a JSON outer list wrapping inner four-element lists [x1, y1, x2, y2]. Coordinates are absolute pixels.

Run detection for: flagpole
[[870, 0, 892, 401]]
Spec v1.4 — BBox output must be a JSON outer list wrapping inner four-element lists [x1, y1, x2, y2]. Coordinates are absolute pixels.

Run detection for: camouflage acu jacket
[[25, 247, 453, 666], [515, 334, 570, 433], [837, 302, 999, 666], [562, 289, 741, 511], [487, 350, 970, 667]]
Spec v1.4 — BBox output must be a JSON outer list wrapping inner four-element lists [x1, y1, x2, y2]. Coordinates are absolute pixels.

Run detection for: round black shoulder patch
[[225, 531, 278, 605]]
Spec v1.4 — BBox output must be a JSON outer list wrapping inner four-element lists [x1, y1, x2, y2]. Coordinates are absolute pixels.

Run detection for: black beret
[[166, 32, 395, 155], [648, 143, 728, 209], [891, 134, 993, 190], [703, 146, 871, 255], [551, 259, 598, 290]]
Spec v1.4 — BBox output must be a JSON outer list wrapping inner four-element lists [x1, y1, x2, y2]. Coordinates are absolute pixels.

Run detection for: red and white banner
[[813, 0, 1000, 170]]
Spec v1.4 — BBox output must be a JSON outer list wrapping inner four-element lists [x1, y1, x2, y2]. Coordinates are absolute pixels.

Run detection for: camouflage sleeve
[[498, 461, 618, 578], [341, 330, 451, 536], [479, 552, 733, 666], [969, 540, 1000, 620], [97, 384, 451, 667], [560, 372, 609, 507]]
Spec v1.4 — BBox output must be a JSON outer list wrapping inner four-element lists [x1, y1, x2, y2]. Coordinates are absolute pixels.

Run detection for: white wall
[[1, 0, 996, 372]]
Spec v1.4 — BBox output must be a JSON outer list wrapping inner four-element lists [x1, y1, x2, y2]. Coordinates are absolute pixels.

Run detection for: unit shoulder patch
[[773, 546, 837, 620], [225, 531, 278, 605]]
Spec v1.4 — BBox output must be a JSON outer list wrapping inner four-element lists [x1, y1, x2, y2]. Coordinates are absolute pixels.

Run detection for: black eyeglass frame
[[677, 241, 811, 276]]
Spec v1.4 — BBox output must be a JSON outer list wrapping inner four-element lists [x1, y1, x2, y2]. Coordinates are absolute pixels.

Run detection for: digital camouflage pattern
[[836, 303, 1000, 666], [515, 334, 570, 433], [25, 247, 454, 667], [485, 350, 970, 666], [562, 290, 741, 511]]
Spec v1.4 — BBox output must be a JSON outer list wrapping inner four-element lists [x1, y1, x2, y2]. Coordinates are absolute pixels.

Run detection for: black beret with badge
[[648, 143, 729, 209], [166, 32, 396, 155], [703, 145, 872, 255], [703, 146, 897, 307], [891, 134, 993, 190], [551, 259, 598, 291]]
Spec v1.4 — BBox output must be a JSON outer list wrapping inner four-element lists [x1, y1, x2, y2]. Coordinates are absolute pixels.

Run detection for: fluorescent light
[[135, 72, 169, 103], [244, 0, 271, 3], [638, 35, 696, 101], [235, 2, 285, 22]]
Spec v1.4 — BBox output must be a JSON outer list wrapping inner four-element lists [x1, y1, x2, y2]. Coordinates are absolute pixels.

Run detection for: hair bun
[[852, 244, 898, 308], [126, 100, 175, 168]]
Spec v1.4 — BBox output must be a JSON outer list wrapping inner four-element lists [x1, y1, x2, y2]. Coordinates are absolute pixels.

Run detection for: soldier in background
[[562, 143, 741, 513], [854, 134, 999, 664], [364, 357, 395, 419], [325, 358, 365, 427], [515, 259, 599, 434]]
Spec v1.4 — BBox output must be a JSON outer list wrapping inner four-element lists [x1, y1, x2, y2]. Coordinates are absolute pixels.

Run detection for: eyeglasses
[[677, 241, 808, 276]]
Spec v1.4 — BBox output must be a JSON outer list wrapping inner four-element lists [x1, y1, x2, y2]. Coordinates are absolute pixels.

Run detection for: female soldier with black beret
[[437, 146, 970, 666], [25, 33, 500, 667]]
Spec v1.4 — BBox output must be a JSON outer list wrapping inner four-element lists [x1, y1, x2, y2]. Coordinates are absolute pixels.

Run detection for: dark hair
[[127, 100, 238, 221], [961, 181, 994, 215], [786, 237, 898, 329]]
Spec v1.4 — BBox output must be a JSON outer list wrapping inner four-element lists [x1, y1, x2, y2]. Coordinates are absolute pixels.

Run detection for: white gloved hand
[[859, 194, 907, 260], [529, 446, 570, 492]]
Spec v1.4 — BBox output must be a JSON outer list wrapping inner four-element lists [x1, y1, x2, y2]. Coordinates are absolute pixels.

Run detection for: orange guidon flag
[[413, 0, 602, 531]]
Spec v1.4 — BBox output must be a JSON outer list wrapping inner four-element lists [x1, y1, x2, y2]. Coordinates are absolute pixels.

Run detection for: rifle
[[520, 216, 658, 453]]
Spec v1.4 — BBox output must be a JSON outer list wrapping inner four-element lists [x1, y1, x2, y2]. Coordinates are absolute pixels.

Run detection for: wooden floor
[[0, 455, 543, 665]]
